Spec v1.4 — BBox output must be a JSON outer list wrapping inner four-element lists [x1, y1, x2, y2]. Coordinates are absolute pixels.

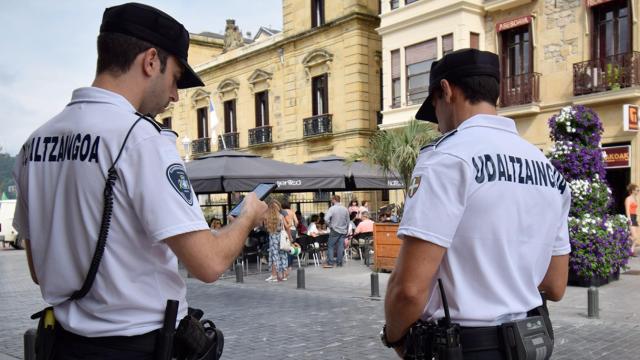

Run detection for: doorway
[[606, 167, 630, 215]]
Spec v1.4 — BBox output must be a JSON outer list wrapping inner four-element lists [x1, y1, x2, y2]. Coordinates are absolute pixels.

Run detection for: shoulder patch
[[166, 163, 194, 205], [408, 176, 422, 198], [421, 129, 457, 151]]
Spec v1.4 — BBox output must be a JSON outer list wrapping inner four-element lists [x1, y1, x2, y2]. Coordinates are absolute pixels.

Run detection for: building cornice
[[195, 12, 380, 75], [190, 33, 224, 47], [377, 1, 485, 36]]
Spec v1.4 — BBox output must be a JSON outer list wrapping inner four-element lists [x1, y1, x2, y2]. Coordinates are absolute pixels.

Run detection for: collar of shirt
[[457, 114, 518, 135], [68, 87, 137, 113]]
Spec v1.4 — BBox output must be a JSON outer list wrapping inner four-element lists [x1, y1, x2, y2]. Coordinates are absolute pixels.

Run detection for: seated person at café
[[307, 214, 329, 237], [354, 211, 374, 235]]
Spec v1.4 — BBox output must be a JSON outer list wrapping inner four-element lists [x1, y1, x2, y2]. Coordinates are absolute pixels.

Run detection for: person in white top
[[382, 49, 571, 359], [12, 3, 266, 359]]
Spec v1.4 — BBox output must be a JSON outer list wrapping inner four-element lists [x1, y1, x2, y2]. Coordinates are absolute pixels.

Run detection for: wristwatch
[[380, 324, 406, 348]]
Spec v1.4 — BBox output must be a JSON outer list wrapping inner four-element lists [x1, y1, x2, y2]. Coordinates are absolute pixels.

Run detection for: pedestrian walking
[[323, 195, 350, 268]]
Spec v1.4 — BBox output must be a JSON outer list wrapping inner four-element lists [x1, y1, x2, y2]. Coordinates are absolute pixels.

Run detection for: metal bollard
[[371, 272, 380, 297], [24, 328, 36, 360], [235, 263, 243, 283], [297, 267, 305, 289], [587, 286, 599, 318]]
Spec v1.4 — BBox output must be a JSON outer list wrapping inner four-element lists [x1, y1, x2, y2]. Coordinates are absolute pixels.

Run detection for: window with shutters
[[196, 108, 208, 138], [312, 74, 329, 115], [224, 100, 237, 133], [470, 32, 480, 49], [161, 117, 172, 129], [442, 34, 454, 56], [255, 91, 269, 127], [592, 0, 631, 59], [311, 0, 325, 28], [405, 39, 436, 106], [391, 50, 401, 108]]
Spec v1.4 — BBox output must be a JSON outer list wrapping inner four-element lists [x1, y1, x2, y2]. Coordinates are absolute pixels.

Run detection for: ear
[[440, 79, 454, 104], [141, 48, 160, 77]]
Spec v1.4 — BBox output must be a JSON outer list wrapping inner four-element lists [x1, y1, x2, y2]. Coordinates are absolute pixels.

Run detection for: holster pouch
[[174, 310, 224, 360], [500, 312, 553, 360], [31, 307, 56, 360]]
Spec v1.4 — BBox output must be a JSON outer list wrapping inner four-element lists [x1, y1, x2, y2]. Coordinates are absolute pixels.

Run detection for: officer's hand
[[239, 193, 268, 227]]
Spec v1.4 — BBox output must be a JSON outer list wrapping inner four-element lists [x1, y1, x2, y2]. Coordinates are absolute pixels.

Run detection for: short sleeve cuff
[[552, 245, 571, 256], [151, 221, 210, 243], [397, 226, 452, 249]]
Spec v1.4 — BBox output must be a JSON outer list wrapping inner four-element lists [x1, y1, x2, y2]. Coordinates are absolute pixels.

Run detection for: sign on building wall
[[603, 145, 630, 169], [623, 104, 639, 132], [496, 15, 532, 32], [585, 0, 616, 7]]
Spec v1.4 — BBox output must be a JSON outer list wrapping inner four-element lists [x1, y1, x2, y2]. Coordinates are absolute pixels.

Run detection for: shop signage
[[585, 0, 615, 7], [623, 104, 639, 132], [603, 145, 630, 169], [496, 15, 532, 32]]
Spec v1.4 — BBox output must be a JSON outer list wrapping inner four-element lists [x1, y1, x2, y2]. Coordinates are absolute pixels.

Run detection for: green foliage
[[0, 147, 16, 198], [349, 120, 440, 198]]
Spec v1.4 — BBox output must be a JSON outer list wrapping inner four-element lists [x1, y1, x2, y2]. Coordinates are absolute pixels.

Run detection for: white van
[[0, 200, 22, 249]]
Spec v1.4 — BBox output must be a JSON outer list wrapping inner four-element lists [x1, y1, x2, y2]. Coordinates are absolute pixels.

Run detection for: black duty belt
[[459, 326, 503, 352], [55, 324, 159, 353]]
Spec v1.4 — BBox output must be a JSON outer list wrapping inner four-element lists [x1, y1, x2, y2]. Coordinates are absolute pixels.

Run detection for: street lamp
[[181, 136, 191, 162]]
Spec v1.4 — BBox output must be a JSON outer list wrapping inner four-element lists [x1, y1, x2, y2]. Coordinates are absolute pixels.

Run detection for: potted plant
[[548, 106, 632, 286], [605, 63, 621, 90], [349, 120, 439, 271]]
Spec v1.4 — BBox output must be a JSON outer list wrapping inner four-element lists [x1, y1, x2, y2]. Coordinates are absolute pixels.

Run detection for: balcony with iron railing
[[248, 125, 272, 146], [303, 114, 333, 137], [218, 132, 240, 150], [573, 51, 640, 96], [191, 137, 211, 158], [499, 72, 541, 107]]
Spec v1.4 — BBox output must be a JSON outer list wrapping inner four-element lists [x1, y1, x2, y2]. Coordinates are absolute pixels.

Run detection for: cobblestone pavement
[[2, 246, 640, 359]]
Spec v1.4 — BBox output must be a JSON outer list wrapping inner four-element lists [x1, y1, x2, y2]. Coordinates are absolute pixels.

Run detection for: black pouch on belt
[[173, 309, 224, 360], [500, 314, 553, 360], [30, 307, 56, 360]]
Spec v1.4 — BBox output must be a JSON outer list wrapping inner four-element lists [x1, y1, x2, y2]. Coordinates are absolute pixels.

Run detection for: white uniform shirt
[[12, 87, 209, 337], [398, 115, 571, 327]]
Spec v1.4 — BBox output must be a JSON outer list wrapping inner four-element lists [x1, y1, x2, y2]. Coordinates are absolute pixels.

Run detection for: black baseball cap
[[100, 2, 204, 89], [415, 49, 500, 123]]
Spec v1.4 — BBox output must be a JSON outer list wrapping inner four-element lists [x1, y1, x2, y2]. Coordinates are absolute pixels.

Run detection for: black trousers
[[53, 325, 158, 360]]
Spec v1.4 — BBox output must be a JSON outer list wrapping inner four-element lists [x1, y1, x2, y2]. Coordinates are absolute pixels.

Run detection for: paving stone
[[2, 247, 640, 359]]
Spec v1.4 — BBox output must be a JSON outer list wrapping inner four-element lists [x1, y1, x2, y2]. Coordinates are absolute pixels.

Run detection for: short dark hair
[[433, 75, 499, 106], [96, 32, 169, 75]]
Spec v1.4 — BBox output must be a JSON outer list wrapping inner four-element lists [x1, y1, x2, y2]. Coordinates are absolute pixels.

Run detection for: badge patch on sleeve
[[408, 176, 422, 198], [166, 163, 194, 205]]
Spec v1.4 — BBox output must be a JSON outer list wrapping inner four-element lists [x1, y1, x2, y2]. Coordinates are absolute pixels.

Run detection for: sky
[[0, 0, 282, 156]]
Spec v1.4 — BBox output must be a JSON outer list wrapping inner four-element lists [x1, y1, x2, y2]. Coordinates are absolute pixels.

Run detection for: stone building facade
[[379, 0, 640, 212], [161, 0, 381, 166]]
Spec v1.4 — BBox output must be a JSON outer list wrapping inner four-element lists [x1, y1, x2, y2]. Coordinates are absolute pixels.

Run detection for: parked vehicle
[[0, 200, 22, 249]]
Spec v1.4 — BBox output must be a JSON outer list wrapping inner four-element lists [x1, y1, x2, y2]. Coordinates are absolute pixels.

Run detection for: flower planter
[[373, 223, 401, 272], [568, 268, 620, 287]]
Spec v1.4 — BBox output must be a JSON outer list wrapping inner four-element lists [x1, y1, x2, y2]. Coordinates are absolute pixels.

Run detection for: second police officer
[[382, 49, 571, 359]]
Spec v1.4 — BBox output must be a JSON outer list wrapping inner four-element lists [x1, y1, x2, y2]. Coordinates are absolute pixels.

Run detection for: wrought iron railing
[[303, 114, 333, 137], [248, 126, 272, 146], [191, 137, 211, 157], [499, 72, 541, 107], [573, 51, 640, 96], [218, 132, 240, 150]]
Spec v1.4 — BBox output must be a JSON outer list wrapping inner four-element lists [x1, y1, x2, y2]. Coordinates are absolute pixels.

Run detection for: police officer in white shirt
[[12, 3, 267, 359], [381, 49, 571, 359]]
